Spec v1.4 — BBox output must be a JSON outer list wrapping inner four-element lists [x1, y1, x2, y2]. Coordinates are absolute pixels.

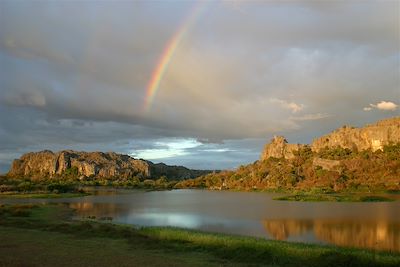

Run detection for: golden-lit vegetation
[[175, 144, 400, 193], [2, 143, 399, 196]]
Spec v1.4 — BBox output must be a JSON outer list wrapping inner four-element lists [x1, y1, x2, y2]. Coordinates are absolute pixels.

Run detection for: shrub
[[17, 181, 34, 192], [46, 182, 75, 193], [143, 179, 155, 187], [64, 166, 79, 176]]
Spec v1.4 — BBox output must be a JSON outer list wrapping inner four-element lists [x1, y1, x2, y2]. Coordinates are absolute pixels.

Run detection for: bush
[[318, 146, 354, 160], [46, 182, 75, 193], [143, 179, 155, 188], [64, 167, 79, 177], [17, 181, 34, 192], [383, 143, 400, 160], [0, 184, 15, 192]]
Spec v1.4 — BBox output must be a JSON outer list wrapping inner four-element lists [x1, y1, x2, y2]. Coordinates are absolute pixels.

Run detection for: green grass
[[140, 227, 400, 266], [0, 227, 221, 267], [385, 190, 400, 194], [0, 204, 399, 267], [274, 193, 395, 202], [0, 192, 89, 199]]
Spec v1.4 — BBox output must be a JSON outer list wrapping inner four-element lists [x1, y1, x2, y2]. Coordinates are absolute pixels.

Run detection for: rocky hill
[[176, 117, 400, 192], [7, 150, 211, 181], [261, 136, 308, 160], [311, 117, 400, 152], [261, 117, 400, 160]]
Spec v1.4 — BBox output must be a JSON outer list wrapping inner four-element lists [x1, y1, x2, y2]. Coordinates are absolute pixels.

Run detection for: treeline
[[0, 175, 179, 194], [0, 178, 82, 194], [175, 143, 400, 193]]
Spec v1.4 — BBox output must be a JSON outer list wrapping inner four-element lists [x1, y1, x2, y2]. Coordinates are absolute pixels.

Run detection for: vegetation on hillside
[[175, 144, 400, 193]]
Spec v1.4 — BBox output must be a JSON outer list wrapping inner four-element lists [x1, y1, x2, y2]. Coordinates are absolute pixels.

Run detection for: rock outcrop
[[179, 117, 400, 192], [311, 117, 400, 152], [7, 150, 211, 180], [261, 136, 308, 160], [261, 117, 400, 160]]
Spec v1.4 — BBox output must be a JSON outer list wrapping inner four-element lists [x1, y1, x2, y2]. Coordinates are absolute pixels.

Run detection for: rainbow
[[142, 1, 207, 112]]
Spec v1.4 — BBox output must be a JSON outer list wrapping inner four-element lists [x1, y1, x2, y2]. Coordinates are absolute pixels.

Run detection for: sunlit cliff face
[[263, 219, 400, 251]]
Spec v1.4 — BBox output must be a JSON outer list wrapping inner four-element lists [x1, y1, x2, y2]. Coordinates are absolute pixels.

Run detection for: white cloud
[[364, 101, 398, 111], [290, 113, 330, 121], [373, 101, 398, 111], [270, 98, 304, 113], [132, 139, 201, 160], [202, 148, 232, 153], [133, 149, 187, 160]]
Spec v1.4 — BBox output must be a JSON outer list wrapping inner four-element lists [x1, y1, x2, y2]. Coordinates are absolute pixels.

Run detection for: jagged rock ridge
[[176, 117, 400, 192], [261, 136, 308, 160], [7, 150, 211, 180], [311, 117, 400, 152], [261, 117, 400, 160]]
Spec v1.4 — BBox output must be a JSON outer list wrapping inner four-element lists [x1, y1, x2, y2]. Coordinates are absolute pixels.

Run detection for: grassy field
[[0, 204, 399, 267], [0, 227, 222, 267], [274, 193, 395, 202]]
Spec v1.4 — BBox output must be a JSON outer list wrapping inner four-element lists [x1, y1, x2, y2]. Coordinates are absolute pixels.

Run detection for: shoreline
[[1, 185, 399, 202], [0, 204, 399, 267]]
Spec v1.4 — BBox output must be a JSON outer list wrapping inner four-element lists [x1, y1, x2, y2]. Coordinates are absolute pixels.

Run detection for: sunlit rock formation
[[311, 117, 400, 152], [260, 117, 400, 160], [7, 150, 211, 180], [261, 136, 308, 160]]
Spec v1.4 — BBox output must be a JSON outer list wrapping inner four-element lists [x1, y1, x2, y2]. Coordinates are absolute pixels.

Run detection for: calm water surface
[[2, 189, 400, 251]]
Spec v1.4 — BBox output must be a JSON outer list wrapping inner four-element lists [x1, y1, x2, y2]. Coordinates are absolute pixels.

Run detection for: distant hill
[[7, 150, 211, 181], [176, 117, 400, 192]]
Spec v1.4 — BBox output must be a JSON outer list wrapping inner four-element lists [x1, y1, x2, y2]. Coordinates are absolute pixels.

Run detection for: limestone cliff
[[311, 117, 400, 152], [260, 136, 308, 160], [261, 117, 400, 160], [7, 150, 210, 180], [179, 117, 400, 192]]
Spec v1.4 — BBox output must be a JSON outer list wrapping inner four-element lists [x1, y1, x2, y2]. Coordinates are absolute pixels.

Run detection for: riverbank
[[0, 192, 89, 199], [1, 184, 398, 202], [0, 204, 399, 267], [273, 193, 395, 202], [2, 174, 399, 202]]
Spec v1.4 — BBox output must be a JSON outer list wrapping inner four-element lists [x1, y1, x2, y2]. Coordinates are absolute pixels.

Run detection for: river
[[2, 188, 400, 252]]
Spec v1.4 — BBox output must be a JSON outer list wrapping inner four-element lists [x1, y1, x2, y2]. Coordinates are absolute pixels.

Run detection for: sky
[[0, 0, 399, 173]]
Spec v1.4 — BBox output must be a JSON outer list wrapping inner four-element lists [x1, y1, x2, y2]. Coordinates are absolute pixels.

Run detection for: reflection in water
[[263, 220, 312, 240], [263, 219, 400, 251], [7, 189, 398, 252], [132, 213, 203, 228], [69, 202, 124, 218]]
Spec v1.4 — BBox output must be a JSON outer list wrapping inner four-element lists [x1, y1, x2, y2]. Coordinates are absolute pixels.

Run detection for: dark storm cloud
[[0, 0, 399, 171]]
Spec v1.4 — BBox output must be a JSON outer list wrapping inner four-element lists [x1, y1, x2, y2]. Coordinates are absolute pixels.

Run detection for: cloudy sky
[[0, 0, 399, 173]]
